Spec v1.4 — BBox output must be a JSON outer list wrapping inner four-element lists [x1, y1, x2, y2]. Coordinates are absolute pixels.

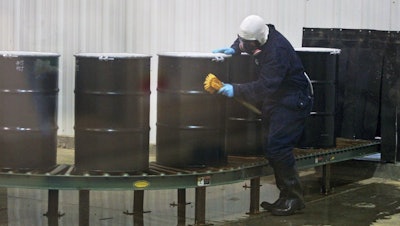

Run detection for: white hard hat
[[238, 15, 269, 45]]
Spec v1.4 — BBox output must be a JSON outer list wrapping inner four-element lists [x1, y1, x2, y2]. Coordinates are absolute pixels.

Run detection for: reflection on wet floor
[[1, 171, 400, 225]]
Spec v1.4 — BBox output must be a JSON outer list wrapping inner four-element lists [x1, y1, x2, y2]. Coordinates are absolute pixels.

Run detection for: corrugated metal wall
[[0, 0, 399, 143]]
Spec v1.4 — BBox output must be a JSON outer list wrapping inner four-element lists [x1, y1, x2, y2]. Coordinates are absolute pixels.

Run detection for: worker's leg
[[260, 92, 311, 215]]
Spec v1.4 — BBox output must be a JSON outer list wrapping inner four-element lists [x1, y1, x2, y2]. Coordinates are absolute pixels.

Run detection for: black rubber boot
[[270, 164, 305, 216], [260, 197, 285, 211], [260, 161, 287, 211], [270, 198, 305, 216]]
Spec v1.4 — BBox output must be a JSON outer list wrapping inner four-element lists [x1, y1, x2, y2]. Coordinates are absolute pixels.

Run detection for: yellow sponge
[[204, 73, 223, 94]]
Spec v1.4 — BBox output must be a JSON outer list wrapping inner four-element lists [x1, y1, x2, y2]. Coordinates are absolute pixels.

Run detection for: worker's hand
[[218, 83, 234, 97], [212, 47, 235, 55]]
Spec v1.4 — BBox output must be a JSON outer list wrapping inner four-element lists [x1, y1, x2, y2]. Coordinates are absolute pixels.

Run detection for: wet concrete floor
[[0, 149, 400, 226], [220, 178, 400, 226]]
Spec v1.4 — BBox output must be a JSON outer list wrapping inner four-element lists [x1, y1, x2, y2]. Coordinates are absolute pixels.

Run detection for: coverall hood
[[238, 15, 269, 46]]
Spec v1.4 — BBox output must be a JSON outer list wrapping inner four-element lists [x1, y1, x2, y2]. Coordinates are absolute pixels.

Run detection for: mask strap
[[253, 49, 261, 56]]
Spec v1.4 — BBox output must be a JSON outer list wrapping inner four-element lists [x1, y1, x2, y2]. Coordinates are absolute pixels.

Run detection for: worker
[[213, 15, 313, 216]]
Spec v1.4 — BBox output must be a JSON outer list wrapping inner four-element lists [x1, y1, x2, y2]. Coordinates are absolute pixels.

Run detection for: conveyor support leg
[[45, 189, 62, 226], [133, 190, 145, 225], [249, 177, 261, 215], [195, 187, 206, 225], [177, 188, 186, 225], [133, 190, 144, 213], [79, 190, 90, 226], [0, 188, 7, 223], [46, 189, 59, 216], [322, 164, 331, 194]]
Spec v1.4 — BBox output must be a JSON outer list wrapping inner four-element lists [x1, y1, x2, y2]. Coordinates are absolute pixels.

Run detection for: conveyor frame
[[0, 138, 380, 225]]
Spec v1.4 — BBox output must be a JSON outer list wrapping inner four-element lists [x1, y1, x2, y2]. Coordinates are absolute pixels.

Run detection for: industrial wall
[[0, 0, 399, 144]]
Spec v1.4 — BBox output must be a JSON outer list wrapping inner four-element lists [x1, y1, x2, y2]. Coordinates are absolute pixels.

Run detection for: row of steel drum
[[0, 48, 340, 172]]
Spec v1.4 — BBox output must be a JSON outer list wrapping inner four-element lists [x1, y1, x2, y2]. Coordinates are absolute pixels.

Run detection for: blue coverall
[[231, 24, 313, 168]]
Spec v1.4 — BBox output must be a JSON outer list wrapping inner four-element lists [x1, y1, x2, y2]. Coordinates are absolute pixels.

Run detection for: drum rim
[[158, 51, 231, 58], [0, 51, 59, 57], [295, 47, 341, 54], [74, 52, 151, 58]]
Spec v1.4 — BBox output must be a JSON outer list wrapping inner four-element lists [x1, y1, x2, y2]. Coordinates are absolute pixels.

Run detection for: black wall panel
[[302, 28, 399, 163], [381, 32, 400, 162]]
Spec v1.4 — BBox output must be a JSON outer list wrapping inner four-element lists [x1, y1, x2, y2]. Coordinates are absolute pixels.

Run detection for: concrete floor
[[220, 176, 400, 226], [0, 149, 400, 226]]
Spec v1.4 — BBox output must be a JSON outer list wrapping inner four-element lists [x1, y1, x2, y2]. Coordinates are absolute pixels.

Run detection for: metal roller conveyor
[[0, 138, 379, 190], [0, 138, 380, 225]]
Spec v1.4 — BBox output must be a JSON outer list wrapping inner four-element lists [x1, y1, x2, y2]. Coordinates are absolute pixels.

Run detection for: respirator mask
[[238, 35, 261, 56]]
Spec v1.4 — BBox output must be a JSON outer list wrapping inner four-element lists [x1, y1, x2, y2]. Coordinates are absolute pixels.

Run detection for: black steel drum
[[74, 53, 151, 172], [296, 47, 340, 148], [226, 54, 263, 156], [156, 52, 229, 167], [0, 51, 59, 169]]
